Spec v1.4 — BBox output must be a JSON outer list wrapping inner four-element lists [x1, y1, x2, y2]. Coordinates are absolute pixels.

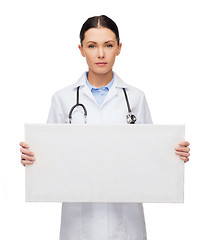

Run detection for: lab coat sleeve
[[47, 93, 65, 124], [137, 93, 153, 124]]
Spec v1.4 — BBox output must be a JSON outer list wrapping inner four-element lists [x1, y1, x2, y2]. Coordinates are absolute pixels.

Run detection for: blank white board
[[25, 124, 185, 203]]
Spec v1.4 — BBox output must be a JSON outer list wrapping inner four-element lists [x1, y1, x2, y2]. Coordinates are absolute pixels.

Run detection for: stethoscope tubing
[[68, 86, 136, 124], [69, 86, 87, 124]]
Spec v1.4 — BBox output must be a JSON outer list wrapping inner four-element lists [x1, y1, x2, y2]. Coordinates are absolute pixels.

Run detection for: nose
[[98, 47, 104, 58]]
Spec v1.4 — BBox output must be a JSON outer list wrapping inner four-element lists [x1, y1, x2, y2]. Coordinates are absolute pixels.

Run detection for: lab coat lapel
[[81, 84, 98, 105], [102, 84, 117, 107], [102, 73, 127, 107], [73, 72, 98, 105]]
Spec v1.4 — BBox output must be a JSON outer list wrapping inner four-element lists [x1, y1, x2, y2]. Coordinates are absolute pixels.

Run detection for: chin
[[90, 68, 112, 75]]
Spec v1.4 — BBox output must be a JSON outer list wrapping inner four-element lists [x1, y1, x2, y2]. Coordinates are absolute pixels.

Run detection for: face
[[78, 27, 122, 75]]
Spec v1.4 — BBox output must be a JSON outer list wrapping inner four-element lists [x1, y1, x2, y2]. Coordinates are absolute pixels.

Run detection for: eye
[[106, 44, 113, 48], [88, 45, 95, 49]]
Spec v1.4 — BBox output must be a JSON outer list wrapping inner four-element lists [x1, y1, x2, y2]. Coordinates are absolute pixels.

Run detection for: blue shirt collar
[[85, 72, 114, 90]]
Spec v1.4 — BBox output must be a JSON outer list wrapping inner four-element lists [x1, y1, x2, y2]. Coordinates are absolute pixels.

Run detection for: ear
[[78, 44, 85, 57], [116, 42, 122, 56]]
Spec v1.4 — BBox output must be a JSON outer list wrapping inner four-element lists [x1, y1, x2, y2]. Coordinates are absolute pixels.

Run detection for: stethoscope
[[68, 86, 137, 124]]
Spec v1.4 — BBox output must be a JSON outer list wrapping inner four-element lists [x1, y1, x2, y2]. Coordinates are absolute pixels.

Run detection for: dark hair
[[79, 15, 120, 46]]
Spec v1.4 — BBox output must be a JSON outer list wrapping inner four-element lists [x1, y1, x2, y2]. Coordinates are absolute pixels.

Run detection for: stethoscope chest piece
[[126, 112, 137, 124]]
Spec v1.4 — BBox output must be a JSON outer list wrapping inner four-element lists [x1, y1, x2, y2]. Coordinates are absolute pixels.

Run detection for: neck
[[87, 69, 113, 88]]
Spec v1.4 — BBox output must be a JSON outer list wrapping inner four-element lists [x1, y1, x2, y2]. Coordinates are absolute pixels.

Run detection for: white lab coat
[[47, 72, 152, 240]]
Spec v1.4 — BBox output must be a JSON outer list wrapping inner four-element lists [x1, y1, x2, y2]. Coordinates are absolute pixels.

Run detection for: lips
[[96, 62, 107, 66]]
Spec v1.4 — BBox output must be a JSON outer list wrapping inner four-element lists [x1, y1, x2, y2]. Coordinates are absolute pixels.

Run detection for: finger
[[20, 148, 35, 156], [21, 154, 36, 161], [179, 156, 189, 163], [21, 160, 34, 166], [19, 142, 30, 148], [175, 146, 190, 153], [178, 141, 190, 147], [175, 151, 190, 158]]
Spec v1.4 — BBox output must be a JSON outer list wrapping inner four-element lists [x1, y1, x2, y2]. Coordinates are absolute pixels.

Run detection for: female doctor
[[19, 15, 190, 240]]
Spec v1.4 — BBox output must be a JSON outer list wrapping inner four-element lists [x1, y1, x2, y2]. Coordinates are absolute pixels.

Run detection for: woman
[[20, 15, 190, 240]]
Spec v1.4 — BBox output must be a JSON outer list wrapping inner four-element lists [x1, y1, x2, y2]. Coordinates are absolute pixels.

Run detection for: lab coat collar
[[73, 71, 129, 89], [72, 71, 129, 107]]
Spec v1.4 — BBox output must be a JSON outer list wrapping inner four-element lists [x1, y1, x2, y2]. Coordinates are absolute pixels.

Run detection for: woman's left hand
[[175, 141, 190, 163]]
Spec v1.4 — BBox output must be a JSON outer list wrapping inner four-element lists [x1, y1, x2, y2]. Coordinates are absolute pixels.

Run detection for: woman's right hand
[[19, 142, 36, 166]]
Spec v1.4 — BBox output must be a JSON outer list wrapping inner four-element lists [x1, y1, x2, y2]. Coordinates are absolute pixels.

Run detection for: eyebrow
[[86, 40, 115, 44]]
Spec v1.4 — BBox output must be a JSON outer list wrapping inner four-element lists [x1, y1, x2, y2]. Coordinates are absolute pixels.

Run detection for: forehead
[[83, 27, 116, 43]]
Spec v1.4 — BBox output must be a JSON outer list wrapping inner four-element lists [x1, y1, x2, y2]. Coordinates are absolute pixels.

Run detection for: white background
[[0, 0, 202, 239]]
